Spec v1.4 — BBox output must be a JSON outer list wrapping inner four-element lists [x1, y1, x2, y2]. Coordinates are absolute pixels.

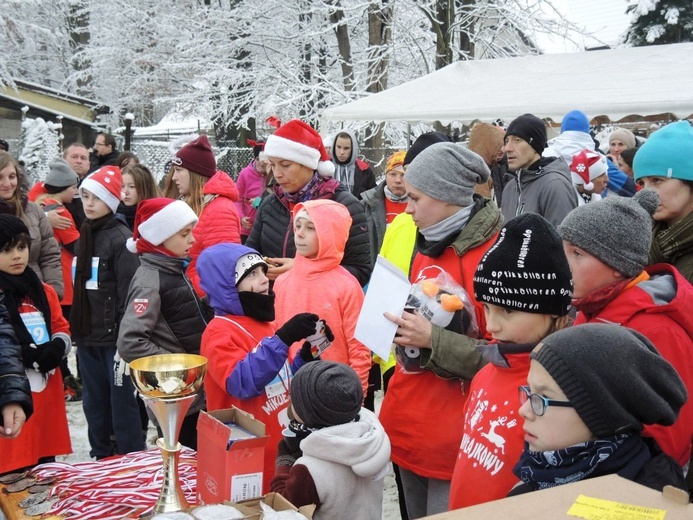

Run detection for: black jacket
[[89, 149, 119, 174], [0, 295, 33, 421], [73, 218, 139, 347], [246, 180, 372, 286], [118, 253, 213, 363]]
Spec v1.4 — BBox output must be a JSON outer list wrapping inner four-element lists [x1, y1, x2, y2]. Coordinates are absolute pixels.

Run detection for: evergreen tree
[[624, 0, 693, 46]]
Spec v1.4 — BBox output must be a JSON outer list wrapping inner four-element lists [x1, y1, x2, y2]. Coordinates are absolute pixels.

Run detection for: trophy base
[[152, 438, 189, 514]]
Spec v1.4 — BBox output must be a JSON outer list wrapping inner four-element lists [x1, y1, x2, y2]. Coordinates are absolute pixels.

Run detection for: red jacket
[[0, 283, 72, 473], [187, 171, 241, 296], [201, 315, 289, 494], [575, 264, 693, 467], [379, 229, 496, 480], [449, 346, 532, 509]]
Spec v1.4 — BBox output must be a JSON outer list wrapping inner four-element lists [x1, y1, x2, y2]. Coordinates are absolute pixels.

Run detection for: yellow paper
[[567, 494, 667, 520]]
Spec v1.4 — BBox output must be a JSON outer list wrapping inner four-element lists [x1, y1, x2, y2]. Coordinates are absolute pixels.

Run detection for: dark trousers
[[78, 345, 145, 459]]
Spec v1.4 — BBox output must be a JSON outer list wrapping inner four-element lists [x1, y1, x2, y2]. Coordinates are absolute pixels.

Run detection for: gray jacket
[[500, 156, 579, 228], [22, 202, 63, 299], [360, 181, 387, 267]]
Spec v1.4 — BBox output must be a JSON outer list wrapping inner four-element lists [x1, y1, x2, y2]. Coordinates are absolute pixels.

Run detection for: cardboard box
[[423, 474, 691, 519], [197, 407, 268, 505], [143, 502, 260, 520], [238, 492, 315, 519]]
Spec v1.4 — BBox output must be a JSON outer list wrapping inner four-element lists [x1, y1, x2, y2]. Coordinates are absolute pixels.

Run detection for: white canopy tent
[[320, 43, 693, 127]]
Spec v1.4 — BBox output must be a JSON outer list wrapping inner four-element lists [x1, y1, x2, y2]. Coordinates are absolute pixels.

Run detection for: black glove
[[323, 321, 334, 342], [276, 438, 302, 467], [276, 313, 319, 346], [35, 338, 67, 374], [21, 343, 41, 370], [299, 341, 320, 363]]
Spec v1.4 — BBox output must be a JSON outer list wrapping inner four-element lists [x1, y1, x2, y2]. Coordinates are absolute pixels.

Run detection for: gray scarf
[[384, 185, 408, 203], [419, 205, 473, 242]]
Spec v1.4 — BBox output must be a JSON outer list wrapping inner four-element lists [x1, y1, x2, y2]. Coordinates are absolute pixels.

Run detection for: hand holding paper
[[354, 256, 411, 359]]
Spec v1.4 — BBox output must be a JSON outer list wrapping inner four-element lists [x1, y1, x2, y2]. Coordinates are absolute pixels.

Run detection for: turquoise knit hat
[[633, 121, 693, 182]]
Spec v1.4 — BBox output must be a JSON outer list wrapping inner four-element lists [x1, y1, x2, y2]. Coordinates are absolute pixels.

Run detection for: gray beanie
[[45, 158, 79, 188], [290, 361, 363, 428], [557, 190, 658, 277], [532, 323, 687, 437], [404, 142, 490, 207]]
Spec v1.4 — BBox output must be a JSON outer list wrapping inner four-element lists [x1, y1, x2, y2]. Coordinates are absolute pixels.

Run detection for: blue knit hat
[[560, 110, 590, 134], [633, 121, 693, 182]]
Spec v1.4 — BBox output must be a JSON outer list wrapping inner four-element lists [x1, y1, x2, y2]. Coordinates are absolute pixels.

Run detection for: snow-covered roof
[[131, 113, 213, 138], [12, 79, 105, 109], [321, 42, 693, 126]]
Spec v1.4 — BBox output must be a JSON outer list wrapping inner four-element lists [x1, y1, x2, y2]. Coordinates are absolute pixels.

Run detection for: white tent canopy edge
[[320, 42, 693, 128]]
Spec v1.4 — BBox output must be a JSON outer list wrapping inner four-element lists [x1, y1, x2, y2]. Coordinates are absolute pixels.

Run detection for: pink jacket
[[187, 171, 241, 295], [235, 160, 266, 236], [274, 199, 371, 393]]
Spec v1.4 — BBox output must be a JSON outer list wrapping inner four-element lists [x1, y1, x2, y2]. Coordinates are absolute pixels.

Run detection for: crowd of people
[[1, 112, 692, 520]]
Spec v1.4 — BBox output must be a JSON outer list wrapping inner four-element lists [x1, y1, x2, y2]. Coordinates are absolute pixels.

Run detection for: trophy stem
[[154, 438, 189, 513], [141, 394, 197, 513]]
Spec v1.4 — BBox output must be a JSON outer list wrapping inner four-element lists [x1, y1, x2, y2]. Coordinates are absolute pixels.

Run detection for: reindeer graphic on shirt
[[480, 416, 508, 455]]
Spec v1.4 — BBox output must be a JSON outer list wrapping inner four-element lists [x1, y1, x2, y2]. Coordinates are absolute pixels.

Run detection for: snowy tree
[[0, 0, 86, 89], [2, 0, 588, 145], [624, 0, 693, 45], [19, 117, 61, 184]]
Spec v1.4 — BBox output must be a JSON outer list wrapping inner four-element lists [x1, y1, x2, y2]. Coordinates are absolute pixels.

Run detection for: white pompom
[[317, 160, 335, 177]]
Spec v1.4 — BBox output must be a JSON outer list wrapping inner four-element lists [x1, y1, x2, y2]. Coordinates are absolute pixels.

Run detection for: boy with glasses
[[510, 323, 686, 496]]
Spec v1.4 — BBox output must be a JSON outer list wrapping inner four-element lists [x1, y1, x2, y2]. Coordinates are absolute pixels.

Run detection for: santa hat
[[80, 166, 122, 214], [172, 135, 216, 178], [570, 149, 607, 190], [264, 119, 335, 177], [126, 198, 198, 253]]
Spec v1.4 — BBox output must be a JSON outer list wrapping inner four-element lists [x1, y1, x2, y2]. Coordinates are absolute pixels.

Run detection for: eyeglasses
[[518, 386, 573, 417]]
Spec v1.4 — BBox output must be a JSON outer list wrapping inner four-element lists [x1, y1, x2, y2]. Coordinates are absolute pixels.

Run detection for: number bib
[[72, 257, 100, 290], [20, 311, 49, 345]]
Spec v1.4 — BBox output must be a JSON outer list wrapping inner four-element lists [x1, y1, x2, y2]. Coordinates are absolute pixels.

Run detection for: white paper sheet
[[355, 256, 411, 359]]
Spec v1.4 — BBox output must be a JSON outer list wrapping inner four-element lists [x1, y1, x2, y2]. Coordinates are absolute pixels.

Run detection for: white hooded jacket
[[297, 408, 391, 520]]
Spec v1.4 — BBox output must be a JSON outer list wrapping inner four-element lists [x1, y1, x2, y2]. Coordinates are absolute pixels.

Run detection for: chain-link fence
[[131, 139, 401, 184]]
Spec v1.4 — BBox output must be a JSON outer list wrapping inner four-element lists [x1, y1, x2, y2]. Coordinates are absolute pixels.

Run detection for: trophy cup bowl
[[129, 353, 207, 513], [130, 353, 206, 399]]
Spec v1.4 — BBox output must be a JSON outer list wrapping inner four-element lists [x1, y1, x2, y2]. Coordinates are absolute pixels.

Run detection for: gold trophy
[[130, 353, 207, 513]]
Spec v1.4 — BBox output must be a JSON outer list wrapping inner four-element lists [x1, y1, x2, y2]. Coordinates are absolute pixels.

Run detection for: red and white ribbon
[[32, 447, 197, 519]]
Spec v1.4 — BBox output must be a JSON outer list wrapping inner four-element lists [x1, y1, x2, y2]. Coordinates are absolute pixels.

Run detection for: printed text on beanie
[[474, 213, 572, 315]]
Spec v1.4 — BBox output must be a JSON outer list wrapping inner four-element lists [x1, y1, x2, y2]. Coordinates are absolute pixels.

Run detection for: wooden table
[[0, 484, 60, 520]]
